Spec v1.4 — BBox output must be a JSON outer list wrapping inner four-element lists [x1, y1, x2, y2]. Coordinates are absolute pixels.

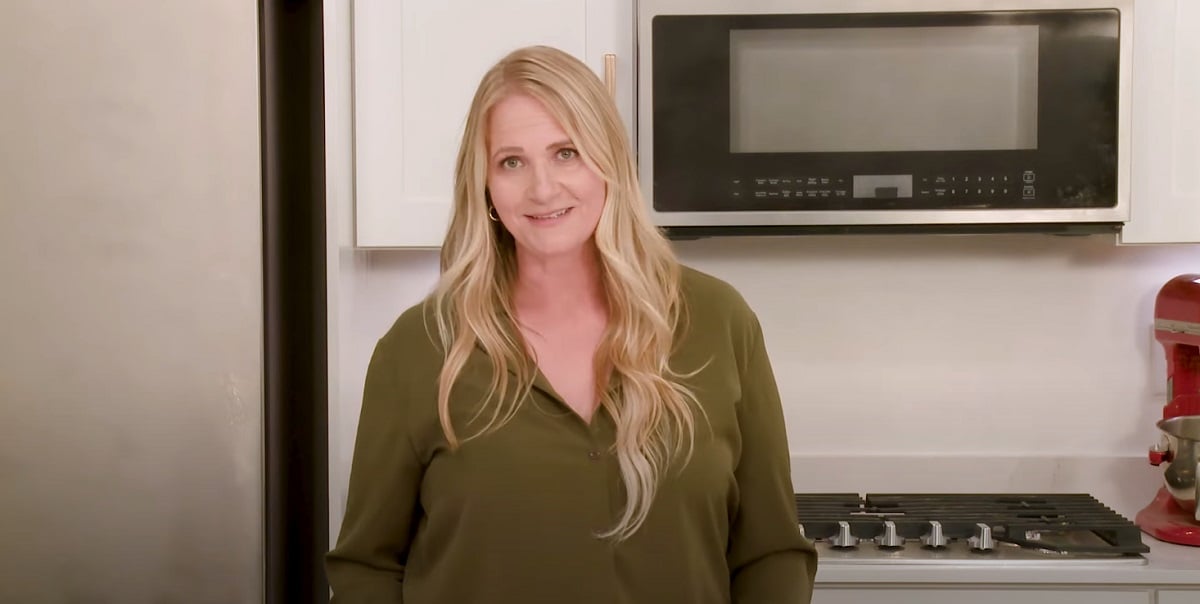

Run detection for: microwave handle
[[603, 53, 616, 99]]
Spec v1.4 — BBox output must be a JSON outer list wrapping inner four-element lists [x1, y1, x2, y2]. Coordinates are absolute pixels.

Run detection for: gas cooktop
[[795, 493, 1150, 566]]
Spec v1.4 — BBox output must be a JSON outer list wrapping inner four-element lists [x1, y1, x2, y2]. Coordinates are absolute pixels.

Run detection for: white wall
[[677, 235, 1190, 457]]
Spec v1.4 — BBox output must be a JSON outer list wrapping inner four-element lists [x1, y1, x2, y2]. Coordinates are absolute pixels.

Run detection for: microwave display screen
[[729, 25, 1039, 153]]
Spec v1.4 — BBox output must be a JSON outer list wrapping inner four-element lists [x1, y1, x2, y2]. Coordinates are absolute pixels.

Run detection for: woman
[[326, 45, 816, 603]]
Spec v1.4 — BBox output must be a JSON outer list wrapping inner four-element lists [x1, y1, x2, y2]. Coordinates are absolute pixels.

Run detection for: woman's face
[[485, 93, 606, 263]]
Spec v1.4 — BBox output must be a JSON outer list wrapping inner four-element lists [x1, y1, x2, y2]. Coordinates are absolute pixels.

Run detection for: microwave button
[[934, 188, 947, 197], [754, 191, 767, 198], [1022, 185, 1035, 198], [835, 190, 848, 197], [767, 178, 779, 186], [934, 176, 948, 184], [754, 178, 767, 186], [806, 190, 819, 198], [780, 178, 792, 185], [1022, 171, 1036, 183]]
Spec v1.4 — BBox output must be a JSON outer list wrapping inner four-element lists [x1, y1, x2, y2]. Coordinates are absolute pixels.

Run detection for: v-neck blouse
[[326, 266, 817, 603]]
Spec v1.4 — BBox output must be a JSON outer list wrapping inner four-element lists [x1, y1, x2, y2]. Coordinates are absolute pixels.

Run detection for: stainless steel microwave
[[636, 0, 1133, 236]]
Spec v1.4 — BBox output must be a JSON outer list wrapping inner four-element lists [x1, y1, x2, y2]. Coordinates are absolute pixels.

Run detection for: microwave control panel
[[731, 171, 1038, 204]]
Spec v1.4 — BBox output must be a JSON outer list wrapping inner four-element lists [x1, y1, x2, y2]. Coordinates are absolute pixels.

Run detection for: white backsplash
[[328, 234, 1197, 526], [672, 235, 1195, 457]]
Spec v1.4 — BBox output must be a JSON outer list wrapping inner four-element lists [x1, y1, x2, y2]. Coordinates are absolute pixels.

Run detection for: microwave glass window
[[729, 26, 1039, 153]]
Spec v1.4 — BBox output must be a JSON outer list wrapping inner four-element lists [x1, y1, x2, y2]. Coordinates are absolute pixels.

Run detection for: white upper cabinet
[[352, 1, 634, 248], [1121, 0, 1200, 243]]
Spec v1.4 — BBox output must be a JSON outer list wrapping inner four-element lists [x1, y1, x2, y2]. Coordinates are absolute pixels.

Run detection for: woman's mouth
[[527, 207, 573, 221]]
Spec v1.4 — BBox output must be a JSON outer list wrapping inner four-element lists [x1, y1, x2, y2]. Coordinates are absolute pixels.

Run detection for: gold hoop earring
[[487, 206, 499, 222]]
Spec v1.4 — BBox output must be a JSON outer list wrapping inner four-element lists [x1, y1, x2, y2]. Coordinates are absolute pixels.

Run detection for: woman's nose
[[528, 162, 559, 203]]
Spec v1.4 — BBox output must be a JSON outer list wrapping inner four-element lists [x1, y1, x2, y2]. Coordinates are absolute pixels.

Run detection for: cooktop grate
[[794, 493, 1150, 555]]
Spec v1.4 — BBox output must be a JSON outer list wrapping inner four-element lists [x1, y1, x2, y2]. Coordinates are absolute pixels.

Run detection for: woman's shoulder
[[373, 297, 444, 368], [674, 265, 765, 374], [678, 264, 755, 321]]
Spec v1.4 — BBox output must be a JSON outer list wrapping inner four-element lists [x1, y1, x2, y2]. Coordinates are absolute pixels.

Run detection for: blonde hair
[[430, 46, 702, 540]]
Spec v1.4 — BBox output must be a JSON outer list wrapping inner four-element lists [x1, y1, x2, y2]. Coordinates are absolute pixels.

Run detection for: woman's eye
[[556, 148, 578, 161], [501, 157, 522, 169]]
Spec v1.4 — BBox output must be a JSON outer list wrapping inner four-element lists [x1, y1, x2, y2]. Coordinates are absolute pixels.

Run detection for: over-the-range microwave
[[635, 0, 1133, 236]]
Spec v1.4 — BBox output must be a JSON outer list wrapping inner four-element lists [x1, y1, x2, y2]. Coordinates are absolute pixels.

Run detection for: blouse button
[[587, 450, 601, 461]]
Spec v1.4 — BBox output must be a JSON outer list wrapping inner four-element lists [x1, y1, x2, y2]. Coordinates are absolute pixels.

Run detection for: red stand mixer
[[1137, 274, 1200, 546]]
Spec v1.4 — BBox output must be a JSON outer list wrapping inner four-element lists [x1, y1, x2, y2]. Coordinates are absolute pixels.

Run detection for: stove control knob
[[969, 523, 995, 551], [920, 520, 949, 548], [830, 521, 859, 548], [877, 520, 904, 548]]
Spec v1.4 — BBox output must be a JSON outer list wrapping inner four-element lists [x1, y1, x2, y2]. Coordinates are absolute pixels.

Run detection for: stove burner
[[795, 493, 1150, 559]]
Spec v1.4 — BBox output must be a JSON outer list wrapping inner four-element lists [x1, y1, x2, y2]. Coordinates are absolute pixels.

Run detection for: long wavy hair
[[430, 46, 702, 540]]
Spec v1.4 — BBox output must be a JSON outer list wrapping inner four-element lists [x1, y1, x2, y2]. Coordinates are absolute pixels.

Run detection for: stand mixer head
[[1136, 274, 1200, 546]]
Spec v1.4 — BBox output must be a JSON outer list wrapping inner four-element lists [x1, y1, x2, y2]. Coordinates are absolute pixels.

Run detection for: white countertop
[[814, 535, 1200, 586]]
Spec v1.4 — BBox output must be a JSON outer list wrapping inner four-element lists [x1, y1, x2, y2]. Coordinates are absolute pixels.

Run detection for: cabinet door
[[1121, 0, 1200, 243], [1157, 590, 1200, 604], [352, 0, 630, 248], [813, 588, 1151, 604]]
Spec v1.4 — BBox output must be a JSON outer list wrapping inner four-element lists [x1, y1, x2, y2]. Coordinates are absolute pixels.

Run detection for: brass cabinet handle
[[603, 53, 616, 99]]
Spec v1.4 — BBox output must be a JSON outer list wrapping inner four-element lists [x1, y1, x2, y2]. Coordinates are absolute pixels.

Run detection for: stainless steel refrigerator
[[1, 1, 329, 601]]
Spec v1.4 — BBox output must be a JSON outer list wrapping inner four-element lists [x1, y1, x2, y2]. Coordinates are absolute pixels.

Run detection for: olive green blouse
[[326, 267, 817, 603]]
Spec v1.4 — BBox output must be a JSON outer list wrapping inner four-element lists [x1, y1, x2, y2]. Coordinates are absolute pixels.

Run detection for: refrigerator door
[[0, 1, 263, 600]]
